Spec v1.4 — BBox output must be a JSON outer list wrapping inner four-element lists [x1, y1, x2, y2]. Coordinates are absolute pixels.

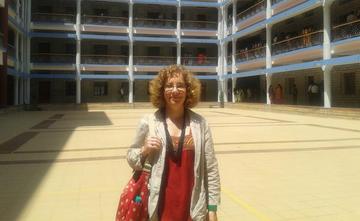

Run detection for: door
[[38, 81, 51, 103]]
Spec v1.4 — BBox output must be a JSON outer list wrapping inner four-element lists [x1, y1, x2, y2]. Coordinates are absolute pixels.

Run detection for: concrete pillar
[[75, 0, 81, 104], [19, 77, 23, 104], [176, 1, 181, 65], [217, 5, 224, 105], [14, 76, 19, 105], [323, 1, 332, 108], [265, 0, 272, 105], [25, 0, 31, 104], [232, 0, 237, 34], [128, 1, 134, 103], [232, 77, 236, 103], [0, 0, 8, 106], [223, 42, 228, 102]]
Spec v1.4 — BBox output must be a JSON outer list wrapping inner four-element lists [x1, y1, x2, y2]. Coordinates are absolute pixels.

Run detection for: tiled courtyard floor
[[0, 107, 360, 221]]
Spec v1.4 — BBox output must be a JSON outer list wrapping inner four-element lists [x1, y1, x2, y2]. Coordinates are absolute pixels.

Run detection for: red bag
[[115, 164, 151, 221]]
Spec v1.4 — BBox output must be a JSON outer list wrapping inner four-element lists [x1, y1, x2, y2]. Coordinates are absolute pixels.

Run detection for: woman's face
[[164, 74, 187, 109]]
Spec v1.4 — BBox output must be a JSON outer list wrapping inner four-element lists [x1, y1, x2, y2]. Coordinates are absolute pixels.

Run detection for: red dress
[[158, 132, 195, 221]]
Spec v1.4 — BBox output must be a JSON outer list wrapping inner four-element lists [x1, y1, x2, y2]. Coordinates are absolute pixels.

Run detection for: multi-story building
[[0, 0, 359, 108]]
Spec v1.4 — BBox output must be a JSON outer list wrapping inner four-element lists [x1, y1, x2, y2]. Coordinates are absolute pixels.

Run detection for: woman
[[127, 65, 220, 221]]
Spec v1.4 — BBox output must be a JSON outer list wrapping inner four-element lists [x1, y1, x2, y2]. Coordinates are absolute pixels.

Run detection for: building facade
[[0, 0, 359, 108]]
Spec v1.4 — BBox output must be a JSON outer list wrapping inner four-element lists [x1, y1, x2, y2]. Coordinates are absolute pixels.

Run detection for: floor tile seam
[[2, 144, 360, 164]]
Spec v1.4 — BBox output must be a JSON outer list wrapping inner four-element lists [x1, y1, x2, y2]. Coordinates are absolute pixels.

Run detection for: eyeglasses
[[164, 83, 186, 92]]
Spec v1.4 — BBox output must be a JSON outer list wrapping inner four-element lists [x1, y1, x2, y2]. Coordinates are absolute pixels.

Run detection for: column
[[265, 0, 272, 105], [323, 1, 332, 108], [176, 1, 181, 65], [217, 6, 224, 106], [128, 1, 134, 103], [232, 0, 237, 34], [75, 0, 81, 104], [25, 0, 31, 104], [14, 77, 19, 105], [0, 0, 8, 106]]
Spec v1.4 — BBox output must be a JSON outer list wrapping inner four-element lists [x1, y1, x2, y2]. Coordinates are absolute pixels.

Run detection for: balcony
[[133, 56, 176, 72], [81, 54, 128, 72], [333, 19, 360, 42], [134, 56, 176, 66], [332, 19, 360, 56], [82, 15, 128, 26], [271, 0, 307, 15], [236, 46, 266, 62], [181, 20, 217, 37], [181, 56, 217, 66], [32, 12, 75, 23], [133, 18, 176, 36], [236, 0, 265, 30], [272, 30, 323, 55], [134, 18, 176, 29], [81, 15, 128, 34], [31, 13, 76, 31], [31, 53, 75, 71], [82, 54, 127, 65], [32, 53, 75, 63]]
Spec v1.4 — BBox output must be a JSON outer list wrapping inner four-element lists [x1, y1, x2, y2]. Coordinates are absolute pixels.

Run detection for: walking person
[[268, 85, 274, 104], [274, 84, 283, 104], [292, 84, 298, 105], [307, 80, 319, 105], [125, 65, 220, 221]]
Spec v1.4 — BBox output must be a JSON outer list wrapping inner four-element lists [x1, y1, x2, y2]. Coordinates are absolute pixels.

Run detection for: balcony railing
[[133, 56, 176, 65], [82, 54, 128, 65], [181, 56, 217, 66], [134, 18, 176, 29], [82, 15, 128, 26], [332, 19, 360, 41], [181, 20, 217, 30], [7, 44, 15, 59], [236, 0, 265, 22], [31, 53, 75, 63], [32, 12, 75, 23], [236, 46, 266, 62], [272, 30, 323, 55]]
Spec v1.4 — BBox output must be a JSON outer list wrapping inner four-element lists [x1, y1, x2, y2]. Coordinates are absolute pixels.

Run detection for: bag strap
[[143, 114, 156, 170]]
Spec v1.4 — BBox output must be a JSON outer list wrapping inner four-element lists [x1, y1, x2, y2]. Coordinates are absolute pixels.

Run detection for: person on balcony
[[197, 52, 206, 65]]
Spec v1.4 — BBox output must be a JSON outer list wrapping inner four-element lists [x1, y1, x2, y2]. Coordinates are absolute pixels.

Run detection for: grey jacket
[[127, 109, 221, 221]]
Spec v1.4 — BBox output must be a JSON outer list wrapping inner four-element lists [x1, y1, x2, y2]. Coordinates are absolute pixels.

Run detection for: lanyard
[[163, 110, 186, 163]]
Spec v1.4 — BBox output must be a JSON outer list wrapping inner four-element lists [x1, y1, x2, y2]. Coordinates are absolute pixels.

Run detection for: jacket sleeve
[[126, 115, 149, 171], [204, 119, 221, 207]]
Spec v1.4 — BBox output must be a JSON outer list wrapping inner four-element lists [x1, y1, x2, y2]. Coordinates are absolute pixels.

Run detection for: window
[[344, 73, 356, 95], [65, 81, 76, 96], [94, 82, 108, 96]]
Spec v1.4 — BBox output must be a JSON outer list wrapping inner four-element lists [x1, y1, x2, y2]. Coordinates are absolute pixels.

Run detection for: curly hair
[[149, 65, 201, 109]]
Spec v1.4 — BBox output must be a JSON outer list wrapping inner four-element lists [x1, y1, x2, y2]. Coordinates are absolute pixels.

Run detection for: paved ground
[[0, 107, 360, 221]]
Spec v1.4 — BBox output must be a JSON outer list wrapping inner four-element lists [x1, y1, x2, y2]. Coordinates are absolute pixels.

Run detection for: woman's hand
[[207, 211, 218, 221], [141, 136, 162, 157]]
